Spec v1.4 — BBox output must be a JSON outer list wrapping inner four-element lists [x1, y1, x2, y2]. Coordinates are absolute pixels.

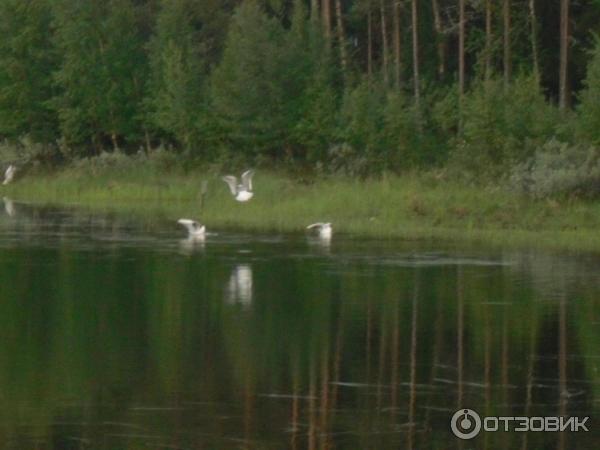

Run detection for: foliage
[[337, 79, 386, 171], [510, 139, 600, 199], [577, 36, 600, 146], [71, 145, 182, 176], [209, 1, 290, 156], [337, 79, 424, 174], [51, 0, 146, 149], [450, 75, 561, 178], [0, 0, 58, 142], [0, 0, 599, 183], [0, 136, 61, 168], [146, 0, 207, 152], [289, 6, 339, 163]]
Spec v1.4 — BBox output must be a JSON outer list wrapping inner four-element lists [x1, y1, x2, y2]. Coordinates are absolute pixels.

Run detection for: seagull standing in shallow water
[[177, 219, 206, 239], [222, 169, 255, 202], [3, 165, 16, 185], [306, 222, 332, 239]]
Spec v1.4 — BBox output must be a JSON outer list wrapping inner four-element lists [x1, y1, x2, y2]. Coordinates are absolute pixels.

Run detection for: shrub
[[509, 140, 600, 198], [450, 75, 560, 179], [337, 79, 421, 174], [338, 79, 386, 171], [72, 151, 137, 175], [145, 145, 180, 172], [327, 143, 370, 177], [0, 136, 60, 168]]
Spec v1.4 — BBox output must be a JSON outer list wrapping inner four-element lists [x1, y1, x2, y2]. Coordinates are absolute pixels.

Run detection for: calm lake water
[[0, 199, 598, 449]]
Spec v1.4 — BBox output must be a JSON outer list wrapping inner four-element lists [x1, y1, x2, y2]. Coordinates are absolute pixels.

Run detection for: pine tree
[[146, 0, 206, 152], [210, 1, 297, 156], [293, 6, 338, 162]]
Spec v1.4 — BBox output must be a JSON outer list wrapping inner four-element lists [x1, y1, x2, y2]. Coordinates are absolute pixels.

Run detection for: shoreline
[[4, 168, 600, 253]]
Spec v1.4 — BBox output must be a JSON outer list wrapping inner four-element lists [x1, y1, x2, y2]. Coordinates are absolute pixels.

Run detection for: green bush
[[337, 79, 421, 174], [327, 143, 370, 177], [338, 80, 385, 169], [510, 139, 600, 198], [450, 75, 560, 179], [0, 136, 61, 168], [72, 151, 137, 175]]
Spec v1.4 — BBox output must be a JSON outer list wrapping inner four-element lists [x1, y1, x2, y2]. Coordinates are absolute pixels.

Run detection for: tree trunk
[[503, 0, 511, 88], [411, 0, 420, 111], [432, 0, 445, 79], [392, 0, 402, 88], [559, 0, 570, 110], [322, 0, 331, 41], [458, 0, 465, 98], [111, 132, 119, 152], [144, 128, 151, 154], [311, 0, 319, 22], [368, 2, 373, 80], [485, 0, 492, 80], [334, 0, 348, 75], [529, 0, 539, 81], [311, 0, 319, 20], [380, 0, 389, 85]]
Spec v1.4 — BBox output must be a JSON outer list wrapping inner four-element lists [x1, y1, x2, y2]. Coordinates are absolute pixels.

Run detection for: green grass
[[4, 164, 600, 252]]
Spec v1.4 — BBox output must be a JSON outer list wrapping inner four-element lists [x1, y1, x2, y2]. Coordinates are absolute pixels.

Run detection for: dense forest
[[1, 0, 600, 194]]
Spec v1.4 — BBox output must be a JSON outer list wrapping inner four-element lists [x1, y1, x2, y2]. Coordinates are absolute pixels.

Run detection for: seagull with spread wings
[[177, 219, 206, 239], [222, 169, 255, 202], [306, 222, 332, 240]]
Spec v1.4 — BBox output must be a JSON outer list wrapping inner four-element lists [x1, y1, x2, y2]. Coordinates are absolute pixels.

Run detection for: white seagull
[[306, 222, 332, 239], [177, 219, 206, 238], [3, 165, 16, 185], [3, 197, 15, 217], [222, 169, 255, 202]]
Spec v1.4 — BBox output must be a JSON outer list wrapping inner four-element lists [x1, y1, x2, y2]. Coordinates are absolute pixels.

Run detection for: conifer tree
[[146, 0, 206, 152], [292, 2, 337, 161], [210, 1, 293, 156]]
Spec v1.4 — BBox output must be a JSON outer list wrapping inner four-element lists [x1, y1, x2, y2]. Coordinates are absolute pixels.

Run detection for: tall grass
[[4, 161, 600, 252]]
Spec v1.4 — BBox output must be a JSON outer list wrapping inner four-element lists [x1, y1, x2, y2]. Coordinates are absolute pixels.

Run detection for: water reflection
[[3, 197, 14, 217], [0, 202, 597, 449], [307, 235, 331, 254], [225, 264, 253, 307], [178, 235, 205, 255]]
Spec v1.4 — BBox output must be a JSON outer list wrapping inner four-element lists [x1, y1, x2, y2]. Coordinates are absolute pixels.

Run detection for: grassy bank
[[4, 164, 600, 252]]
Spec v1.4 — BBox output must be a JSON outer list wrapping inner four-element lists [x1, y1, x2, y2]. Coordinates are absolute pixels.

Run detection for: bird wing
[[222, 176, 238, 195], [307, 222, 326, 230], [3, 166, 14, 184], [177, 218, 201, 233], [3, 197, 14, 216], [241, 169, 254, 191]]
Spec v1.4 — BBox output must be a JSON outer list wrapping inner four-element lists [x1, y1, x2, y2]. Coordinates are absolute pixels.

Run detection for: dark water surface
[[0, 199, 598, 449]]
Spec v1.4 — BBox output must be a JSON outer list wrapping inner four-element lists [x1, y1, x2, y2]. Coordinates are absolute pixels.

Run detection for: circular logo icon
[[451, 408, 482, 440]]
